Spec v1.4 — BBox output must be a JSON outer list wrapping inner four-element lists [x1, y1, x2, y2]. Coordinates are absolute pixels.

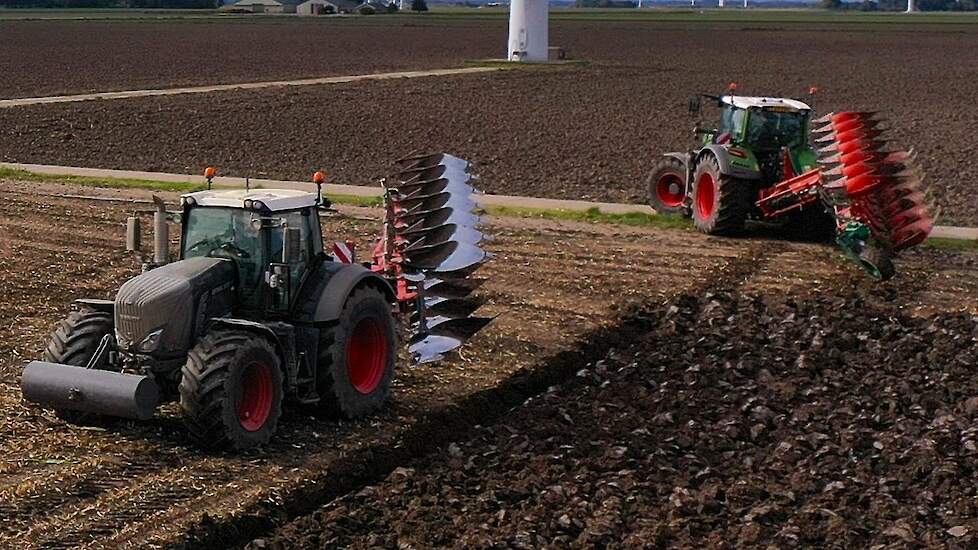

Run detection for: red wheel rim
[[656, 173, 685, 208], [347, 317, 388, 395], [238, 361, 273, 432], [696, 172, 717, 218]]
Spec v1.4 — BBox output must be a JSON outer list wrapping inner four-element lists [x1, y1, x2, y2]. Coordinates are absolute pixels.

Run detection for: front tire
[[41, 307, 113, 423], [317, 286, 396, 418], [691, 155, 752, 236], [646, 157, 688, 216], [179, 330, 284, 451]]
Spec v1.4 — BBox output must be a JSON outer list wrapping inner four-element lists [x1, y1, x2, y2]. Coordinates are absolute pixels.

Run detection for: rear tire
[[179, 330, 283, 451], [691, 155, 752, 236], [317, 286, 396, 418], [646, 157, 688, 216], [41, 307, 113, 424]]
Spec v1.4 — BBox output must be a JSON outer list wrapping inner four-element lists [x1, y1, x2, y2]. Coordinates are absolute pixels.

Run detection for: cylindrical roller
[[21, 361, 160, 420]]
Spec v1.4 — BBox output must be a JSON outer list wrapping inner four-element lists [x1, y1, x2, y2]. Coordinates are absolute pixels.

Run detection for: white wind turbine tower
[[507, 0, 549, 62], [906, 0, 918, 11]]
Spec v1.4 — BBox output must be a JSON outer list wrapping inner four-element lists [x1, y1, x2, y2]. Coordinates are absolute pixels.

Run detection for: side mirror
[[688, 95, 701, 115], [126, 216, 141, 253], [283, 227, 302, 263]]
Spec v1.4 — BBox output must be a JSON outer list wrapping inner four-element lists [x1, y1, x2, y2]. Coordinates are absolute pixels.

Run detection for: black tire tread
[[179, 329, 283, 450], [646, 157, 688, 216], [41, 307, 113, 424], [317, 285, 396, 418], [692, 155, 752, 236], [42, 308, 113, 366]]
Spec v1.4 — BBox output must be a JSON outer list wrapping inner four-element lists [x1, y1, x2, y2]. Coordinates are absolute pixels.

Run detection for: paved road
[[0, 67, 501, 108]]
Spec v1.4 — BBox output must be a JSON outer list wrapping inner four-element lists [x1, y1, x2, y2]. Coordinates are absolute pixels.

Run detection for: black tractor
[[22, 154, 491, 450]]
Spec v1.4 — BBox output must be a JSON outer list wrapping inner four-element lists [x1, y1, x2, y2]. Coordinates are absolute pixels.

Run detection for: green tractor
[[648, 89, 832, 236], [647, 87, 934, 281]]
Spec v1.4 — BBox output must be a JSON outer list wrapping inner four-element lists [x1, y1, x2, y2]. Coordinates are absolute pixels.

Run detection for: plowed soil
[[1, 20, 976, 223], [0, 177, 749, 549], [256, 275, 978, 549], [1, 176, 978, 548], [0, 19, 504, 99]]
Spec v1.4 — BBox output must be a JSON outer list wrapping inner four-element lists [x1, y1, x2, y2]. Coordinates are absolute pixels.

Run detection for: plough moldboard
[[372, 153, 493, 364], [757, 111, 934, 279]]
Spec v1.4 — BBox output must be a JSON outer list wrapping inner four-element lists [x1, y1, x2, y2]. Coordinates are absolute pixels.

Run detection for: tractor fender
[[312, 263, 395, 324], [74, 298, 114, 314], [661, 152, 692, 185], [662, 152, 690, 168], [207, 318, 284, 358], [696, 145, 762, 180]]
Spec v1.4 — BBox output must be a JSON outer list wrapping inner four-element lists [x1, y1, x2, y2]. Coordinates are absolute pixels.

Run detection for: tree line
[[0, 0, 220, 6], [821, 0, 977, 10]]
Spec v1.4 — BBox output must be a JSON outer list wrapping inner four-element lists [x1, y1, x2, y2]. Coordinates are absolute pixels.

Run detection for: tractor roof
[[722, 96, 811, 111], [183, 188, 317, 211]]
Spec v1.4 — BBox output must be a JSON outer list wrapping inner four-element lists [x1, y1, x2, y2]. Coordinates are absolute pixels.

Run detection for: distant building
[[229, 0, 384, 13], [228, 0, 286, 12], [297, 0, 339, 13], [296, 0, 385, 13]]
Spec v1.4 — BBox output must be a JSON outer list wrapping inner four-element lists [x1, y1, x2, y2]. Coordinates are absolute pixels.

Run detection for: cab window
[[719, 106, 746, 139], [183, 207, 265, 303], [269, 208, 316, 285], [746, 110, 805, 150]]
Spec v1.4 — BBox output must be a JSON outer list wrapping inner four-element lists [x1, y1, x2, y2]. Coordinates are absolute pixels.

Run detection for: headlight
[[115, 330, 131, 350], [137, 329, 164, 353], [252, 201, 266, 211], [244, 199, 254, 209]]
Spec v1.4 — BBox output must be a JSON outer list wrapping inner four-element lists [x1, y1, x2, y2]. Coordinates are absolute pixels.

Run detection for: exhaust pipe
[[152, 195, 169, 265], [21, 362, 161, 420]]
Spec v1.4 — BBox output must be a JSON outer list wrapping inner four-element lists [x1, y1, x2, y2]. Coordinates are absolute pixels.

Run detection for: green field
[[433, 6, 978, 24]]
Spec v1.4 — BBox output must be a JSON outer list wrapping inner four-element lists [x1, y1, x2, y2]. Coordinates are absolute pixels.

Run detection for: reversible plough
[[373, 153, 492, 363], [758, 111, 933, 279]]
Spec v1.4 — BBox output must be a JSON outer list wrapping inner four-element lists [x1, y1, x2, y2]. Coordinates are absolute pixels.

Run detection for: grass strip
[[924, 237, 978, 253], [0, 167, 207, 193], [5, 167, 978, 250], [485, 204, 692, 230]]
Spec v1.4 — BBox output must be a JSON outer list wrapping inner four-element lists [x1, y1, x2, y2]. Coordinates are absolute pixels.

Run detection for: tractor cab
[[180, 189, 324, 313], [711, 96, 817, 182], [714, 97, 810, 148]]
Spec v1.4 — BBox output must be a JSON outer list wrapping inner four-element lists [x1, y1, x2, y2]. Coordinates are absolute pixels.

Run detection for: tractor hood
[[114, 257, 235, 358]]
